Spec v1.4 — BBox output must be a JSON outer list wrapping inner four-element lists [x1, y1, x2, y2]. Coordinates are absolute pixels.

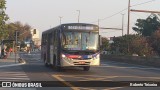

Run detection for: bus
[[41, 23, 100, 71]]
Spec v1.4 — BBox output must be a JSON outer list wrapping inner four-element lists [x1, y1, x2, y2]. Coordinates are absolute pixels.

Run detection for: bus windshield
[[62, 31, 99, 50]]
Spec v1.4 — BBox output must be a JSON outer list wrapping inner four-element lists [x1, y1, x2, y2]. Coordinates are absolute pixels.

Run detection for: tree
[[111, 35, 153, 56], [133, 14, 160, 36], [101, 37, 109, 51], [0, 0, 9, 39], [150, 28, 160, 55], [7, 21, 32, 41]]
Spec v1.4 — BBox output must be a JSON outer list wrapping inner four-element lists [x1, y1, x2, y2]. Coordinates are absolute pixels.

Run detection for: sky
[[5, 0, 160, 38]]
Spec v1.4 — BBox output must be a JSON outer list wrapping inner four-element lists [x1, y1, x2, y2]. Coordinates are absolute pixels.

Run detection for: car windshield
[[62, 31, 99, 50]]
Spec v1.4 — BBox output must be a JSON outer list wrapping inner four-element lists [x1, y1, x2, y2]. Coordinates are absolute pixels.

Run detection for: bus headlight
[[62, 54, 66, 58], [96, 54, 100, 58], [93, 54, 100, 60]]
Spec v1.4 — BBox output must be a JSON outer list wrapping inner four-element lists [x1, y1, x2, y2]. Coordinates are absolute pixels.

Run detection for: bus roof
[[42, 23, 99, 34]]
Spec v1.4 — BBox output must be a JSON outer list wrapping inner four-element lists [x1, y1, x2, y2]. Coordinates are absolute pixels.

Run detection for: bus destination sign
[[68, 26, 94, 30]]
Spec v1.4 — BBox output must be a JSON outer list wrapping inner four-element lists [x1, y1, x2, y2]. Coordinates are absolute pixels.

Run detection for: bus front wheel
[[44, 60, 49, 67], [83, 66, 90, 71]]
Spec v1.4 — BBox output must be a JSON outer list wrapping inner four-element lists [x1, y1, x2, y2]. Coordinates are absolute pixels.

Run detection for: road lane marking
[[0, 64, 30, 81], [0, 77, 29, 80], [102, 87, 124, 90], [53, 75, 160, 80], [0, 63, 25, 68], [52, 75, 80, 90], [52, 75, 160, 90]]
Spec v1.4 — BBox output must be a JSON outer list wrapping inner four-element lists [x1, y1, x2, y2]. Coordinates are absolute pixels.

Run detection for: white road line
[[0, 63, 25, 68], [0, 72, 26, 74], [0, 77, 29, 80], [0, 65, 30, 81], [0, 74, 28, 77]]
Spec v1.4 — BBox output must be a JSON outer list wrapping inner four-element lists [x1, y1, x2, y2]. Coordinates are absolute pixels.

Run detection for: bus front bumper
[[60, 58, 100, 67]]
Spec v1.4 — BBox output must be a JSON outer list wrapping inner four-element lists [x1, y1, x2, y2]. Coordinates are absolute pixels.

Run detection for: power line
[[90, 0, 156, 24], [90, 8, 127, 23], [131, 0, 155, 7]]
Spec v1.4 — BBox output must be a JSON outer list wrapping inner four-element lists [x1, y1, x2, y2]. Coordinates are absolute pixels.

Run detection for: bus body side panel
[[46, 34, 50, 64], [41, 34, 47, 62], [50, 28, 61, 67], [49, 32, 54, 65], [56, 28, 62, 66]]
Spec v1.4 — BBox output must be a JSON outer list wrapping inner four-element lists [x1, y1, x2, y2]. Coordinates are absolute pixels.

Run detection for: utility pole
[[59, 16, 63, 24], [98, 19, 100, 36], [76, 10, 80, 23], [122, 14, 125, 36], [14, 31, 19, 63], [127, 0, 131, 35]]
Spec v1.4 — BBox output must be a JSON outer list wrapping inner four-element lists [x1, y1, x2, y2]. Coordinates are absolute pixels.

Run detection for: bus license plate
[[79, 61, 85, 64], [88, 55, 92, 58]]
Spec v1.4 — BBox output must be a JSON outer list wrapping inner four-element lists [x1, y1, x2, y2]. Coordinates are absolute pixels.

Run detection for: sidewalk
[[0, 53, 23, 66]]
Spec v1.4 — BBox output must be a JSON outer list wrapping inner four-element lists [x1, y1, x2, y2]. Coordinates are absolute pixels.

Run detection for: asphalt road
[[2, 51, 159, 90]]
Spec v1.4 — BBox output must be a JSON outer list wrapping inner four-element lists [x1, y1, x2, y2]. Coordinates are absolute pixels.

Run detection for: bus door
[[47, 34, 50, 63], [50, 32, 54, 65]]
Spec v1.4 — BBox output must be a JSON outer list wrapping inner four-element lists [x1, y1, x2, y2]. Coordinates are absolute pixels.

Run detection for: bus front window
[[62, 32, 99, 50]]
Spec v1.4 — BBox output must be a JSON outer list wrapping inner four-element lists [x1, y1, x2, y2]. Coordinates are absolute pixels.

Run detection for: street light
[[59, 16, 63, 24], [127, 0, 131, 35], [121, 14, 125, 36], [76, 10, 80, 23]]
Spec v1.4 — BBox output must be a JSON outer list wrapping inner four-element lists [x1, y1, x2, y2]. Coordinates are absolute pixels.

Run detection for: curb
[[18, 58, 26, 64]]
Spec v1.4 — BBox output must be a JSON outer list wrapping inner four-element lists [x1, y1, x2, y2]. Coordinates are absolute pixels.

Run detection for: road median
[[101, 55, 160, 68]]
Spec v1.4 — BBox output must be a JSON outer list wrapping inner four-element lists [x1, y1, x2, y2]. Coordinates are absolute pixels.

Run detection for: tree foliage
[[133, 14, 160, 36], [101, 37, 109, 51], [150, 29, 160, 55], [0, 0, 9, 39], [7, 21, 32, 42], [111, 35, 153, 56]]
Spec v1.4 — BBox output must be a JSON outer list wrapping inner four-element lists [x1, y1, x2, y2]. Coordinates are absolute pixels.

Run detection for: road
[[0, 51, 159, 90]]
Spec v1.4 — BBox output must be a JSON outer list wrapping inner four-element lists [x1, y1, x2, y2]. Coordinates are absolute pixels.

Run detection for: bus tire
[[83, 66, 90, 71], [56, 66, 62, 72], [53, 55, 56, 67], [44, 60, 49, 67], [53, 55, 62, 71]]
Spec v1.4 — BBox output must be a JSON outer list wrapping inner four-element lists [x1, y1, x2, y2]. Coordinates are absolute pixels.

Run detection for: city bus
[[41, 23, 100, 71]]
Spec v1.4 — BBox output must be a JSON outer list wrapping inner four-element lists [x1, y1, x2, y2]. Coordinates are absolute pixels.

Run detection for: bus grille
[[73, 58, 92, 60], [73, 62, 90, 65]]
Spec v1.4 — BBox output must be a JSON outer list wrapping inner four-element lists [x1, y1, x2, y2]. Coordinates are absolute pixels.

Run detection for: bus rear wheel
[[44, 60, 49, 67], [83, 66, 90, 71]]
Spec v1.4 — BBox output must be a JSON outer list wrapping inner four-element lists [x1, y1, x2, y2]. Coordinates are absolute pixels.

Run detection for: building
[[30, 29, 41, 50]]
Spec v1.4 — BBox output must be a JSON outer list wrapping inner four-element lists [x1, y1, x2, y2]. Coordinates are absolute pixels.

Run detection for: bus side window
[[49, 33, 53, 45], [51, 32, 54, 45], [53, 30, 57, 46], [42, 34, 46, 45]]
